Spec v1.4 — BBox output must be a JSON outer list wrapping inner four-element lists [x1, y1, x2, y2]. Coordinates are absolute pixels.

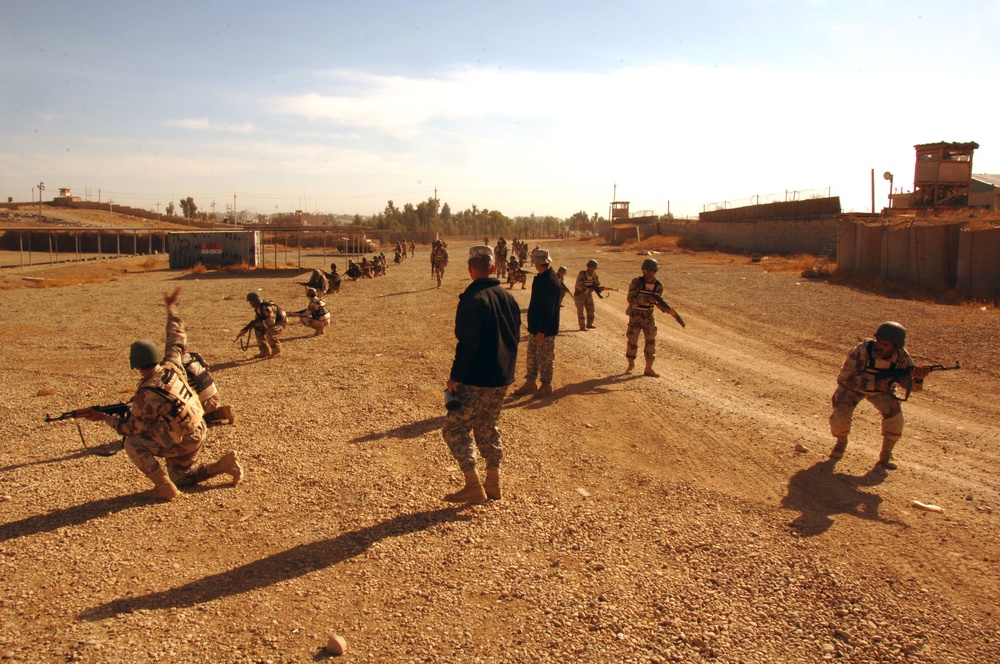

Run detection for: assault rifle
[[44, 403, 131, 455], [875, 362, 961, 401], [648, 293, 686, 328], [585, 284, 617, 299]]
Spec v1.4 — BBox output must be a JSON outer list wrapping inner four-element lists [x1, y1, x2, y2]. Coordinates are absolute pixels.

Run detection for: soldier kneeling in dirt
[[80, 287, 243, 501]]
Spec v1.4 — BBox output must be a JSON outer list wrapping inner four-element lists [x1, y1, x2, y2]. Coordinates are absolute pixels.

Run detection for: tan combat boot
[[626, 358, 635, 374], [218, 405, 235, 425], [444, 470, 488, 503], [643, 359, 660, 377], [145, 468, 181, 501], [254, 344, 270, 359], [511, 378, 538, 396], [533, 383, 553, 398], [484, 467, 502, 500], [830, 436, 848, 459], [877, 438, 898, 470], [208, 450, 244, 485]]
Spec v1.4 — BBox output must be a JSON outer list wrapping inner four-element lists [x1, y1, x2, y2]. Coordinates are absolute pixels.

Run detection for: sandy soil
[[1, 229, 998, 663]]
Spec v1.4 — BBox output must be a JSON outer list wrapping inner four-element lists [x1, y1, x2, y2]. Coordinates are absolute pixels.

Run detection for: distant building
[[969, 174, 1000, 209]]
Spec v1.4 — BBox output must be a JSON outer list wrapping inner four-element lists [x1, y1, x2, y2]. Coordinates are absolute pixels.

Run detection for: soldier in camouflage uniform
[[304, 268, 329, 296], [625, 258, 673, 377], [442, 245, 521, 503], [237, 292, 287, 358], [574, 259, 608, 331], [511, 248, 561, 399], [291, 287, 331, 336], [326, 263, 342, 294], [829, 322, 931, 470], [431, 239, 449, 288], [81, 287, 242, 501], [557, 266, 571, 308]]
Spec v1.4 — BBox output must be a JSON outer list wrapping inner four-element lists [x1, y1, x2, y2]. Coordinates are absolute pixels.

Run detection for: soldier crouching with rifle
[[829, 321, 956, 471], [79, 287, 243, 500]]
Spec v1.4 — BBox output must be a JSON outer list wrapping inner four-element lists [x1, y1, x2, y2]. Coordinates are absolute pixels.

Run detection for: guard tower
[[610, 200, 630, 222], [912, 141, 978, 207]]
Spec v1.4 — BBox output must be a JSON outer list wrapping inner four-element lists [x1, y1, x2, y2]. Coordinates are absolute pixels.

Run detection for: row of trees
[[356, 196, 606, 237], [162, 194, 623, 236]]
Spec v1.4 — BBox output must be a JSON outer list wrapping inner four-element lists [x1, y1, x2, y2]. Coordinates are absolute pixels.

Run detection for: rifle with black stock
[[44, 402, 131, 455], [648, 292, 686, 328], [876, 361, 961, 401]]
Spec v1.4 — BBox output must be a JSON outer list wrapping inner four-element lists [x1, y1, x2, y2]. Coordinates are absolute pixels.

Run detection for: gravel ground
[[1, 231, 998, 663]]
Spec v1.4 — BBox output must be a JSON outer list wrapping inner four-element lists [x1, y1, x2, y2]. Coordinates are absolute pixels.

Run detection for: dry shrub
[[761, 253, 819, 274], [187, 263, 208, 275], [138, 256, 161, 271], [828, 270, 981, 307], [634, 235, 684, 251]]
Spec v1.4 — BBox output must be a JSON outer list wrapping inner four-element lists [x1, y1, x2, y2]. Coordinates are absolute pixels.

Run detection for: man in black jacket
[[511, 247, 561, 399], [442, 245, 522, 503]]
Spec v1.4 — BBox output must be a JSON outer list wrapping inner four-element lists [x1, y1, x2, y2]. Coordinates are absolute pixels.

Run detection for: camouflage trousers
[[297, 315, 330, 333], [626, 311, 658, 360], [525, 334, 556, 384], [253, 323, 284, 353], [442, 384, 508, 472], [829, 387, 904, 443], [124, 420, 208, 486], [202, 394, 222, 414], [575, 292, 596, 327]]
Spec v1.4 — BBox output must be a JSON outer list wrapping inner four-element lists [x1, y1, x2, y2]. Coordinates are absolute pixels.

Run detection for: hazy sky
[[2, 1, 998, 219]]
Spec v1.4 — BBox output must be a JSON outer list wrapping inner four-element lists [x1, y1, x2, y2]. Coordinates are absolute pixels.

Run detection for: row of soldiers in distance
[[244, 241, 426, 357]]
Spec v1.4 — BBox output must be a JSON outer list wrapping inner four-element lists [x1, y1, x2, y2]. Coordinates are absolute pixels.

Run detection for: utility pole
[[156, 201, 161, 222], [233, 193, 237, 226], [37, 182, 45, 220]]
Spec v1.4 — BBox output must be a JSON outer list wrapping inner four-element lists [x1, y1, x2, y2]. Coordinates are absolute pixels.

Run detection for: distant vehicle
[[334, 236, 378, 252]]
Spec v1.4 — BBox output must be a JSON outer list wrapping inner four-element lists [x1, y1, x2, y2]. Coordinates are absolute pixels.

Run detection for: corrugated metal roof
[[973, 174, 1000, 187]]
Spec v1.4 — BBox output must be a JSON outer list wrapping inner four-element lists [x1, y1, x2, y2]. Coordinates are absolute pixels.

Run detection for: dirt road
[[1, 238, 997, 663]]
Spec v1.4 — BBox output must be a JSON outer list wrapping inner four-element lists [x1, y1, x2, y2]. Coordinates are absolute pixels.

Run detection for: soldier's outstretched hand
[[164, 287, 182, 307]]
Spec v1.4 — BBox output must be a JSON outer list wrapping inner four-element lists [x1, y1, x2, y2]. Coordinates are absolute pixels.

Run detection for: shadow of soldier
[[0, 494, 145, 543], [780, 459, 904, 537], [78, 507, 471, 621], [508, 374, 633, 410]]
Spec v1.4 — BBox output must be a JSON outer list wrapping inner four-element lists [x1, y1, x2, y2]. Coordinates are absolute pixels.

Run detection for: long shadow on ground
[[79, 507, 470, 620]]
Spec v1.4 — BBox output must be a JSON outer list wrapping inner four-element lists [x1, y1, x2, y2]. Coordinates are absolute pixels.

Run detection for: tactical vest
[[633, 279, 658, 311], [863, 340, 898, 379], [311, 298, 330, 320], [142, 364, 204, 443]]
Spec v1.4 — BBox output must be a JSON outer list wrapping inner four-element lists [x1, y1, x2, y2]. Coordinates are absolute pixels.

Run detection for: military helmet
[[246, 292, 261, 303], [587, 259, 598, 269], [306, 287, 317, 297], [129, 339, 162, 369], [557, 265, 567, 274], [641, 258, 659, 271], [875, 321, 906, 349]]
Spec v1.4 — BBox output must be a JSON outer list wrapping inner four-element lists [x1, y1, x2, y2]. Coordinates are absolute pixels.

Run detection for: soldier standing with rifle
[[574, 259, 608, 331], [625, 258, 684, 377], [79, 287, 242, 500]]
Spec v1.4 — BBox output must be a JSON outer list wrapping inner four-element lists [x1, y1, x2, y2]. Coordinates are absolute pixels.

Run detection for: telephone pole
[[37, 182, 45, 220]]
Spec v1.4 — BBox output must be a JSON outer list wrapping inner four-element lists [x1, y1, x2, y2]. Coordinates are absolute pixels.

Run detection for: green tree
[[165, 202, 175, 216], [179, 196, 198, 218]]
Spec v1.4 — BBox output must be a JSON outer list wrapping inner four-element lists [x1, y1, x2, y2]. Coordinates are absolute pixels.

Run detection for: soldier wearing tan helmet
[[79, 287, 242, 500], [829, 321, 931, 470]]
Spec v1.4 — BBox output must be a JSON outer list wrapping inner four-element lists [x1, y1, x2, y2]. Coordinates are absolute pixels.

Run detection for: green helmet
[[129, 339, 162, 369], [641, 258, 659, 271], [875, 321, 906, 348], [247, 292, 261, 303], [587, 259, 598, 269]]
